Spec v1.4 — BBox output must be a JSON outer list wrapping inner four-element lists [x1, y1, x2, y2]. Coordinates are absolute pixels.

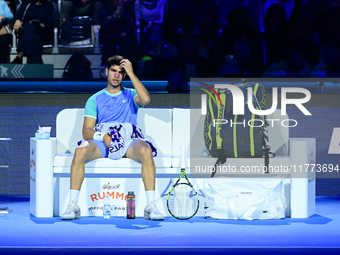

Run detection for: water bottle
[[127, 191, 135, 219], [103, 194, 111, 219]]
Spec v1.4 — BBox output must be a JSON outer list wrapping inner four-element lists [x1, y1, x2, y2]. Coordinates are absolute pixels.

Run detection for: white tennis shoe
[[144, 202, 164, 221], [61, 200, 81, 220]]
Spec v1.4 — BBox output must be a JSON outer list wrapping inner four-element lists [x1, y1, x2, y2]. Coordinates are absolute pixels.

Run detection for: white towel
[[94, 122, 157, 160]]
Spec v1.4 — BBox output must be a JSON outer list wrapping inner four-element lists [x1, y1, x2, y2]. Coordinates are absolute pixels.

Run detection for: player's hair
[[107, 55, 125, 70]]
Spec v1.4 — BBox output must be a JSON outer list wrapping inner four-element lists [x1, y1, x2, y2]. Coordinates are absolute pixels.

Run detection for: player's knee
[[73, 147, 88, 164], [139, 146, 153, 163]]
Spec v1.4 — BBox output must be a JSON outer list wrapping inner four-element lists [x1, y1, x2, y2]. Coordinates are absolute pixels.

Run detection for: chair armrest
[[289, 138, 316, 218], [29, 138, 56, 217]]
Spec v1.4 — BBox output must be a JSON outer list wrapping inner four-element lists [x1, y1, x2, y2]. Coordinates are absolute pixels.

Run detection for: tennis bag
[[203, 83, 271, 177], [204, 178, 287, 220]]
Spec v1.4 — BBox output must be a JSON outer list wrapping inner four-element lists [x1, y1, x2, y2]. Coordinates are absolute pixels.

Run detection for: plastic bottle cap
[[128, 191, 135, 196]]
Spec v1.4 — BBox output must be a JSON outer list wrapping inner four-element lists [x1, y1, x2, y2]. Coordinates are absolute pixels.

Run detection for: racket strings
[[168, 184, 198, 219]]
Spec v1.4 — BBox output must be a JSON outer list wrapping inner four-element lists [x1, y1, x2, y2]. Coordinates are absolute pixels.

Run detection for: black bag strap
[[264, 145, 270, 174], [21, 3, 31, 23], [211, 88, 227, 178], [211, 152, 226, 178]]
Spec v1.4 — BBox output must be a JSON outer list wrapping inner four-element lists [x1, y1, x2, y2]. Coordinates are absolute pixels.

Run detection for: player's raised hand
[[120, 59, 134, 76]]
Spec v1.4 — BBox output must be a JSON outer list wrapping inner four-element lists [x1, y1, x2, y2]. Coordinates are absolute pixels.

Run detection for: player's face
[[106, 65, 125, 88]]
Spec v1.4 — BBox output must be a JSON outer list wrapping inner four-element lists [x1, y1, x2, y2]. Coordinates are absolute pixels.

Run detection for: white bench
[[30, 108, 316, 218]]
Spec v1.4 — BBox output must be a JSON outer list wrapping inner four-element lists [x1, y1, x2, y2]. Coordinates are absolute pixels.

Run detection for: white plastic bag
[[204, 178, 287, 220]]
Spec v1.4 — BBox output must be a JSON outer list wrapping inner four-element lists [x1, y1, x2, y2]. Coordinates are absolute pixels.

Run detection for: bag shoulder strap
[[21, 3, 31, 23], [211, 88, 227, 178]]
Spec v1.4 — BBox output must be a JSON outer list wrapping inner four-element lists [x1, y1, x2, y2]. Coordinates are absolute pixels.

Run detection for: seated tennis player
[[61, 55, 164, 221]]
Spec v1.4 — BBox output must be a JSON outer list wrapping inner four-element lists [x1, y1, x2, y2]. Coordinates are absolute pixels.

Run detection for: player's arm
[[120, 59, 150, 106], [82, 117, 111, 147]]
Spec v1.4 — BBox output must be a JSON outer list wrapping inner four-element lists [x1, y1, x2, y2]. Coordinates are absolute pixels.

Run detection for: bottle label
[[127, 200, 135, 219]]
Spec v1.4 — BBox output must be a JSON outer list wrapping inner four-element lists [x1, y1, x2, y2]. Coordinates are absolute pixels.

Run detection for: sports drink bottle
[[127, 191, 135, 219]]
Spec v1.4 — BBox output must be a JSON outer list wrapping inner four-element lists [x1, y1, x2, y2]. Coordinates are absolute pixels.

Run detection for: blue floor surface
[[1, 196, 340, 254]]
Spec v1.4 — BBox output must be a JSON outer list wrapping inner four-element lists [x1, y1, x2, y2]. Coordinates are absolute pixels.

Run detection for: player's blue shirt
[[84, 87, 142, 125]]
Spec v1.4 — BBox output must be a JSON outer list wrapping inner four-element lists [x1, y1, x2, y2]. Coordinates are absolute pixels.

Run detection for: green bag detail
[[203, 83, 270, 177]]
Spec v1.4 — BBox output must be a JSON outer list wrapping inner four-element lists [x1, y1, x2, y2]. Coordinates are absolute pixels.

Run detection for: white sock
[[69, 189, 80, 204], [146, 190, 155, 205]]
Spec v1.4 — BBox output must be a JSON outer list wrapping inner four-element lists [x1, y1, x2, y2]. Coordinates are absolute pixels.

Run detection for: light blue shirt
[[0, 0, 14, 24], [85, 87, 142, 126]]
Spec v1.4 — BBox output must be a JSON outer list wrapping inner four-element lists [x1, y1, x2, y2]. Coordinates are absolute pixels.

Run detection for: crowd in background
[[1, 0, 340, 91]]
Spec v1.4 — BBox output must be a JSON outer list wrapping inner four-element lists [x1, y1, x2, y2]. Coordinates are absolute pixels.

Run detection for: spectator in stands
[[98, 0, 136, 77], [175, 7, 199, 36], [264, 0, 303, 32], [48, 0, 60, 28], [319, 6, 340, 46], [293, 17, 321, 68], [218, 6, 263, 67], [263, 3, 293, 67], [120, 0, 135, 21], [163, 7, 199, 60], [0, 0, 14, 63], [263, 0, 296, 21], [219, 37, 265, 78], [165, 64, 188, 93], [59, 0, 102, 26], [309, 44, 340, 77], [263, 43, 311, 77], [169, 35, 215, 81], [219, 0, 261, 28], [11, 0, 54, 64], [171, 0, 219, 25], [299, 0, 322, 23], [134, 0, 167, 56], [197, 19, 219, 64]]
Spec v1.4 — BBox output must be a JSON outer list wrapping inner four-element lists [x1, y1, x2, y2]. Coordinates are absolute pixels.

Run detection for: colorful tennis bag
[[203, 83, 271, 177]]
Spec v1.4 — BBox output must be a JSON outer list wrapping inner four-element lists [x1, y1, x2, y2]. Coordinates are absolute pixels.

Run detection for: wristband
[[93, 131, 106, 141]]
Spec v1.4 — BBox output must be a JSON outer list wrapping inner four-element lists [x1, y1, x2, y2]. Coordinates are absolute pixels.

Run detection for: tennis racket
[[167, 146, 199, 220]]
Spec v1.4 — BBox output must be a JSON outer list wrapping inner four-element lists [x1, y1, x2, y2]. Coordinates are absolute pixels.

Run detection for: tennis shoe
[[144, 202, 164, 221], [61, 200, 81, 220]]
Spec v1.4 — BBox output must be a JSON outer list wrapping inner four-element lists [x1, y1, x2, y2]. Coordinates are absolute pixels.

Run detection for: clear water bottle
[[103, 194, 111, 219], [127, 191, 135, 219]]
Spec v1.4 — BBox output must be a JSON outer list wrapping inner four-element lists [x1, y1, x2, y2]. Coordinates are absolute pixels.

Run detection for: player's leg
[[70, 141, 103, 190], [61, 141, 104, 220], [125, 140, 164, 220], [126, 140, 155, 190]]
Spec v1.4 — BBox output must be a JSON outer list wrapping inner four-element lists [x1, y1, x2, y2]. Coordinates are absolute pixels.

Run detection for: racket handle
[[180, 145, 186, 169]]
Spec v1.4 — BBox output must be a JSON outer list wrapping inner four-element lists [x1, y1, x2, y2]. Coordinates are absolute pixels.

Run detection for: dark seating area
[[1, 0, 340, 80]]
